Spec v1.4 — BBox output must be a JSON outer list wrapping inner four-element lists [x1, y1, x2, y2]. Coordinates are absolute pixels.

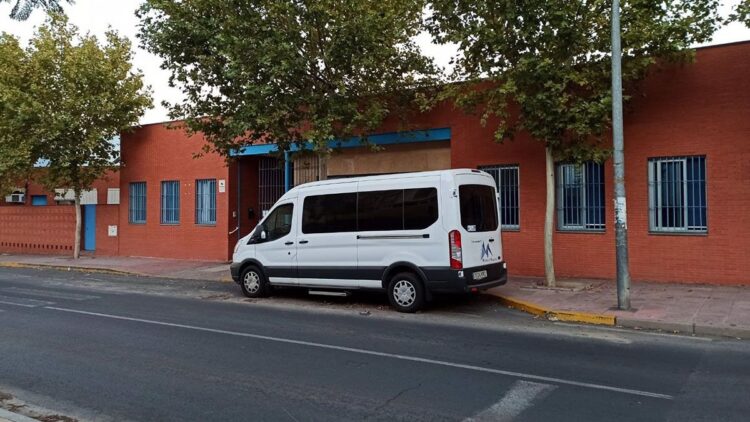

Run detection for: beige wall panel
[[327, 141, 450, 177]]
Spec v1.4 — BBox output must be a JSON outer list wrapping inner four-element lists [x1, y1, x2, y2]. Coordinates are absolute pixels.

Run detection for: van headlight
[[233, 239, 242, 254]]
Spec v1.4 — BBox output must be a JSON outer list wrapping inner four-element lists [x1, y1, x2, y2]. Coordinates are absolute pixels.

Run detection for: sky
[[2, 0, 749, 125]]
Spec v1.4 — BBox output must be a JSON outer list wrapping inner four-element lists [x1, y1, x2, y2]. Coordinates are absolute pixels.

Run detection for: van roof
[[290, 168, 489, 191]]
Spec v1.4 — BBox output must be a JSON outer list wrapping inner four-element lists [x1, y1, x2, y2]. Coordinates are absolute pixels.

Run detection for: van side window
[[302, 193, 357, 234], [265, 203, 294, 241], [404, 188, 438, 229], [357, 188, 438, 231], [358, 190, 403, 231]]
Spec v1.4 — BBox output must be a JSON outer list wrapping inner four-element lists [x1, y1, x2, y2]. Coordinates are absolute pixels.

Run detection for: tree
[[136, 0, 438, 157], [1, 0, 71, 20], [730, 0, 749, 26], [427, 0, 721, 286], [0, 14, 152, 258]]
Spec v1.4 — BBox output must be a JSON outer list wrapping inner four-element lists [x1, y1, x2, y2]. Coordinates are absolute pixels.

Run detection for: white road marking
[[2, 287, 99, 301], [43, 306, 674, 400], [464, 381, 556, 422], [0, 295, 53, 308]]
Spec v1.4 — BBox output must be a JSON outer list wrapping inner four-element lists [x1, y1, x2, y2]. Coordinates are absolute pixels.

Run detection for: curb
[[0, 408, 39, 422], [493, 294, 616, 326], [618, 317, 750, 339], [491, 293, 750, 339], [0, 261, 234, 284], [0, 261, 139, 278]]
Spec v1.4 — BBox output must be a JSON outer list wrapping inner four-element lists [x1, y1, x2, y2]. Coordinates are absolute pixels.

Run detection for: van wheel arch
[[381, 263, 430, 299], [240, 259, 266, 280]]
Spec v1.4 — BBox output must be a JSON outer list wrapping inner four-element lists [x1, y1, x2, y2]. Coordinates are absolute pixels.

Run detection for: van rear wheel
[[387, 273, 425, 313], [240, 266, 269, 298]]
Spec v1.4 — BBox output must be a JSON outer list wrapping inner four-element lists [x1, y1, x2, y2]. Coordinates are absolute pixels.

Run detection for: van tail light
[[449, 230, 463, 270]]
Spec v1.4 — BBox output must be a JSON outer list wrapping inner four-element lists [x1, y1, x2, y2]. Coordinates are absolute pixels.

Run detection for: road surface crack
[[367, 381, 423, 418]]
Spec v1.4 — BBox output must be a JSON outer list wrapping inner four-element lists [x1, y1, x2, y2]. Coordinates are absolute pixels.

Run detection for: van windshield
[[459, 184, 498, 232]]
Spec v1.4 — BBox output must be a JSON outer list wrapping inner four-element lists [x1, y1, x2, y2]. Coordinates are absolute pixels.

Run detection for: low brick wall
[[0, 206, 75, 254]]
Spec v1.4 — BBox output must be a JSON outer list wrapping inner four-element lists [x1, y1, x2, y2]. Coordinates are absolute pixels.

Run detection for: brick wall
[[0, 207, 76, 254], [451, 42, 750, 285], [119, 123, 232, 261]]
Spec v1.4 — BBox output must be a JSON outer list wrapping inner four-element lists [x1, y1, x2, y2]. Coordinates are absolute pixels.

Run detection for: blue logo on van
[[481, 242, 493, 261]]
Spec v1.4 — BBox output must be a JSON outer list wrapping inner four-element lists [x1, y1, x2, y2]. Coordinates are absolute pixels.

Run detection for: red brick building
[[0, 171, 121, 256], [2, 42, 748, 285]]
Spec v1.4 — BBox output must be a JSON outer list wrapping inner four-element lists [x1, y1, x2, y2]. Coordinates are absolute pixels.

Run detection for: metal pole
[[237, 158, 242, 242], [283, 151, 292, 192], [612, 0, 631, 310]]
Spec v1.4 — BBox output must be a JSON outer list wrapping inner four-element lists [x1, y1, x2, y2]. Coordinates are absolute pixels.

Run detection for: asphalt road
[[0, 267, 748, 422]]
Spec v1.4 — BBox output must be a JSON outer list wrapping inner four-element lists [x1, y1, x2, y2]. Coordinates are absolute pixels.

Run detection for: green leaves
[[0, 13, 152, 193], [730, 0, 750, 26], [1, 0, 71, 20], [428, 0, 722, 162], [137, 0, 439, 157]]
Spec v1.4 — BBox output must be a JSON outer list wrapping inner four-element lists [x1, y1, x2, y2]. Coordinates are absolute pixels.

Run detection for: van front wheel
[[387, 273, 425, 313], [240, 266, 269, 298]]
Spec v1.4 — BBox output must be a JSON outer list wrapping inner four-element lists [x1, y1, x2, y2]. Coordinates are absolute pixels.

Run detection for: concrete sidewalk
[[487, 277, 750, 339], [0, 253, 231, 282]]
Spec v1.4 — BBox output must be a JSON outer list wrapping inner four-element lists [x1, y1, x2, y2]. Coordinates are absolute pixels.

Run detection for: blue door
[[83, 204, 96, 251]]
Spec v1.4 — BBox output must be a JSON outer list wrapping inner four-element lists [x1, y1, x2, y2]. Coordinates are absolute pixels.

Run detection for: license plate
[[472, 270, 488, 281]]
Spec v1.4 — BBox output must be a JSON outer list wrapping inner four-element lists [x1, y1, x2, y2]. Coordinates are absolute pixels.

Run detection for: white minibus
[[230, 169, 507, 312]]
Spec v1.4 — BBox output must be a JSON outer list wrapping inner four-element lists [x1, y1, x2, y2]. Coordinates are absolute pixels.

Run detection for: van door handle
[[285, 241, 294, 246], [489, 239, 495, 242], [298, 240, 309, 244]]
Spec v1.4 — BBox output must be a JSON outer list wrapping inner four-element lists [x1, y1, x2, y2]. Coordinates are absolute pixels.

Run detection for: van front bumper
[[230, 262, 242, 283], [423, 261, 508, 293]]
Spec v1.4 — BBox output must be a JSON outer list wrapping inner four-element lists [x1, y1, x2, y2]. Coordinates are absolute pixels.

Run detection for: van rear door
[[455, 175, 501, 271]]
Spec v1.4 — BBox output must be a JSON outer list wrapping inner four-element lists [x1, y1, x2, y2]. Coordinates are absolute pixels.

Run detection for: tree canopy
[[1, 0, 71, 20], [0, 14, 152, 256], [427, 0, 722, 160], [137, 0, 439, 157]]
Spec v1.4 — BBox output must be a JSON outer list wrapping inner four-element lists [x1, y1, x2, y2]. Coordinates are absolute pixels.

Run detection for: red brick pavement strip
[[487, 278, 750, 339]]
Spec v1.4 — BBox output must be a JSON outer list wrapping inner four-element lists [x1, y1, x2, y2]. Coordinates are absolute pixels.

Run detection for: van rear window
[[459, 184, 498, 232]]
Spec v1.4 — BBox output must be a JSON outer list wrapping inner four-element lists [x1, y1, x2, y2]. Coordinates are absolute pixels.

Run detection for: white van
[[230, 169, 507, 312]]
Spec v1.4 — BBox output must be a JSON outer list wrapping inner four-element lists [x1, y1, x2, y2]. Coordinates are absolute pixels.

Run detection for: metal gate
[[258, 157, 286, 216]]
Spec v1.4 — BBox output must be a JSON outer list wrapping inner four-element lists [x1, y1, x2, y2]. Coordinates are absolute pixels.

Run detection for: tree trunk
[[73, 190, 81, 259], [544, 146, 556, 287]]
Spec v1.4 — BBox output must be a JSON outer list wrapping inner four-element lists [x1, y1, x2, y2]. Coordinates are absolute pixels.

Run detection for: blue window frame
[[480, 165, 520, 230], [195, 179, 217, 225], [31, 195, 48, 206], [556, 162, 605, 231], [129, 182, 146, 224], [648, 156, 707, 233], [160, 181, 180, 224]]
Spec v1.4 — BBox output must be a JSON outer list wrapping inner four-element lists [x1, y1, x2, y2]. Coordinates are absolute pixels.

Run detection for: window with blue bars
[[129, 182, 147, 224], [195, 179, 217, 225], [479, 165, 520, 230], [160, 181, 180, 224], [556, 162, 605, 231], [648, 156, 707, 233]]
